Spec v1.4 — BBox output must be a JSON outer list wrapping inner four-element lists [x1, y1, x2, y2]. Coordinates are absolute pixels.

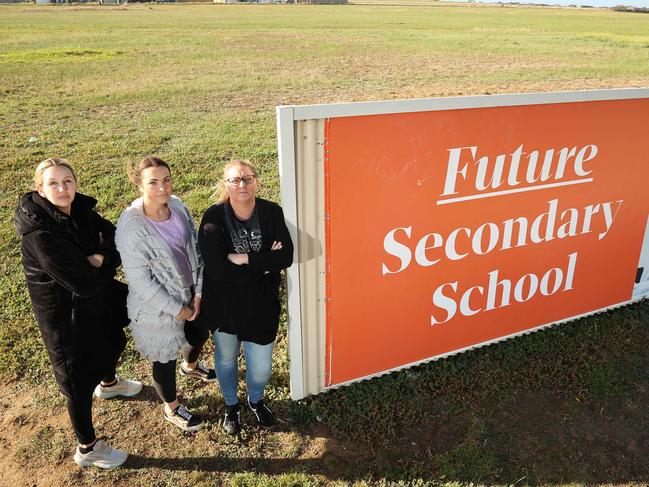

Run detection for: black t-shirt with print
[[224, 201, 262, 254]]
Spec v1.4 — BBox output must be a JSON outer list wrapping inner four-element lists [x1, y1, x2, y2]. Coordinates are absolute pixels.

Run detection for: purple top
[[147, 209, 192, 288]]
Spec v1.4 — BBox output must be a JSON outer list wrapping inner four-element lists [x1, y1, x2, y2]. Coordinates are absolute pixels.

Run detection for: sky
[[453, 0, 649, 6]]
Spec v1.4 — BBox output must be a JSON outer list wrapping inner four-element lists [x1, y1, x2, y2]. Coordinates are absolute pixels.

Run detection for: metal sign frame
[[277, 88, 649, 400]]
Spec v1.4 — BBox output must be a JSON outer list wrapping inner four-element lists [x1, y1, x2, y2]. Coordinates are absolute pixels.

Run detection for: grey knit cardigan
[[115, 195, 203, 363]]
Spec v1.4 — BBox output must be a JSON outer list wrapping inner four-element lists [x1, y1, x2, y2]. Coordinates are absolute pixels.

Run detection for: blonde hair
[[33, 158, 76, 189], [213, 159, 258, 204], [127, 156, 171, 187]]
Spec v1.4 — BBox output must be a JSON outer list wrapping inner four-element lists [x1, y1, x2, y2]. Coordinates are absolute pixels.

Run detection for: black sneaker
[[180, 361, 217, 383], [248, 398, 276, 429], [222, 403, 241, 435], [164, 404, 204, 432]]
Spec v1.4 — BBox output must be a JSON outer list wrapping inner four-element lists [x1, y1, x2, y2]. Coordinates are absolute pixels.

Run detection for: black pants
[[66, 384, 95, 445], [151, 321, 209, 403], [65, 326, 127, 445], [183, 320, 208, 363], [99, 324, 126, 384]]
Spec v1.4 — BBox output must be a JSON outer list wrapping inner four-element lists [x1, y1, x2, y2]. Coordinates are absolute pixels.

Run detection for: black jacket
[[198, 198, 293, 344], [14, 191, 127, 397]]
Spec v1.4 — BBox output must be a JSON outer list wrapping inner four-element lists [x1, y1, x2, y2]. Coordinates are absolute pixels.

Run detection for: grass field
[[1, 3, 649, 486]]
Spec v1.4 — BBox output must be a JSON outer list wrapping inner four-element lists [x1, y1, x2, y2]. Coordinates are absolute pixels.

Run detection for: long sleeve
[[198, 205, 254, 284], [116, 216, 184, 318], [29, 231, 113, 298], [197, 199, 289, 343], [247, 203, 294, 273], [93, 212, 121, 270]]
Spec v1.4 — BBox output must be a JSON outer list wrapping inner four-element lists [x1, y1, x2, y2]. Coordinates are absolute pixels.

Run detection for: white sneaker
[[73, 440, 128, 469], [94, 375, 143, 399]]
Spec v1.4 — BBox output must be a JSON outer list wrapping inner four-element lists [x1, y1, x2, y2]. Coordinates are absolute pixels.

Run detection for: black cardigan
[[14, 191, 127, 397], [197, 198, 293, 344]]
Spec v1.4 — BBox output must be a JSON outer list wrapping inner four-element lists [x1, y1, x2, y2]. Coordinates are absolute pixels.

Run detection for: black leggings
[[183, 320, 208, 364], [151, 322, 209, 403], [152, 359, 177, 403], [64, 327, 127, 445], [99, 325, 127, 384], [66, 386, 95, 445]]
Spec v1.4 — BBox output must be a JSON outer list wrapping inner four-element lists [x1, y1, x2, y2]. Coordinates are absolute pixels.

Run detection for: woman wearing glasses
[[116, 156, 214, 432], [198, 159, 293, 435]]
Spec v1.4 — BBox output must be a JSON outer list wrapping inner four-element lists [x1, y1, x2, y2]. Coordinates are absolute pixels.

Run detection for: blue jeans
[[212, 331, 274, 406]]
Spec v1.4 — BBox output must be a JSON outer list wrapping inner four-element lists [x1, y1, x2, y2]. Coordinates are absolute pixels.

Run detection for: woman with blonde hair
[[116, 156, 213, 432], [14, 158, 141, 469], [198, 159, 293, 435]]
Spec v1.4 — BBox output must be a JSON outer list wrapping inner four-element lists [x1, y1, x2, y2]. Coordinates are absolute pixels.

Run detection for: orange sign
[[324, 98, 649, 387]]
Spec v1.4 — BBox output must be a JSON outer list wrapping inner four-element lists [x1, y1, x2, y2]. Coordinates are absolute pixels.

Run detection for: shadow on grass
[[118, 388, 649, 485], [100, 384, 160, 403], [86, 301, 649, 484], [123, 453, 339, 475]]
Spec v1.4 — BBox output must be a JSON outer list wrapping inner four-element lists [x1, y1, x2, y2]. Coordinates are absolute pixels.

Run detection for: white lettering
[[574, 145, 597, 176], [431, 253, 578, 322], [440, 143, 599, 199], [415, 232, 443, 267], [556, 208, 579, 239], [508, 145, 524, 186], [446, 227, 471, 261], [442, 147, 474, 196], [431, 282, 458, 325], [485, 269, 511, 310], [564, 252, 577, 290], [514, 273, 538, 302], [599, 200, 623, 240], [382, 226, 412, 275], [555, 147, 577, 180], [501, 216, 529, 250], [530, 199, 558, 244], [581, 203, 600, 234], [472, 222, 500, 255], [459, 286, 484, 316], [540, 267, 563, 295], [476, 154, 506, 191]]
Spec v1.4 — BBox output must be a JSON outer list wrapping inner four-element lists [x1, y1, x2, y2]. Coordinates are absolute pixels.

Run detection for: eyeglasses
[[225, 175, 257, 186]]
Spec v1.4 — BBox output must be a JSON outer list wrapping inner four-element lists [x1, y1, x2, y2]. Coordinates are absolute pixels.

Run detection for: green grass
[[1, 3, 649, 486], [0, 47, 122, 64]]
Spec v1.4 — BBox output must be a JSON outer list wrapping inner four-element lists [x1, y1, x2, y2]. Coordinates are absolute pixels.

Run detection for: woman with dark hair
[[14, 158, 141, 469], [198, 159, 293, 435], [116, 156, 212, 432]]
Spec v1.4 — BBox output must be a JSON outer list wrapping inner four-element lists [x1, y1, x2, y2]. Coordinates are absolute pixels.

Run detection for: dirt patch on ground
[[3, 353, 649, 485], [0, 379, 362, 486], [0, 381, 90, 487]]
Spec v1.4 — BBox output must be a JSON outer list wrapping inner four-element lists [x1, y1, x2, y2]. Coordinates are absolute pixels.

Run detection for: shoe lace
[[250, 399, 266, 411], [175, 405, 193, 421]]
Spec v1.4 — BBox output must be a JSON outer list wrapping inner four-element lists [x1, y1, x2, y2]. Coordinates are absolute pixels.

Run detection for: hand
[[175, 305, 193, 321], [187, 295, 201, 321], [86, 253, 104, 268], [227, 253, 249, 265], [271, 240, 282, 251]]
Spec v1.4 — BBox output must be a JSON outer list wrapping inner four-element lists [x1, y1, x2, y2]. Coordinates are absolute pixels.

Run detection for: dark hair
[[127, 156, 171, 187]]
